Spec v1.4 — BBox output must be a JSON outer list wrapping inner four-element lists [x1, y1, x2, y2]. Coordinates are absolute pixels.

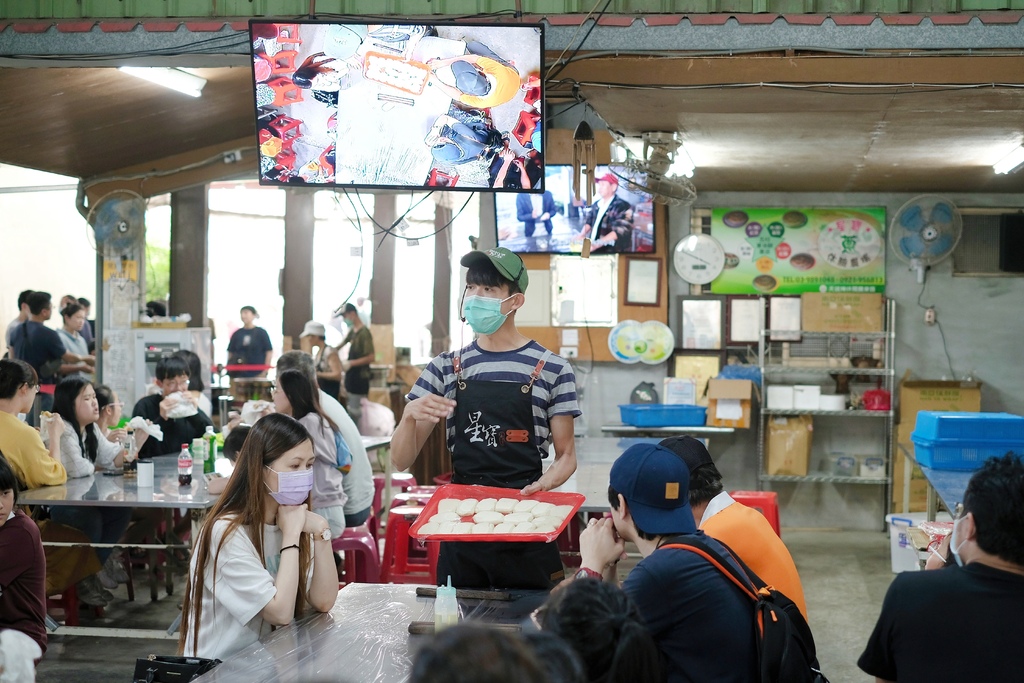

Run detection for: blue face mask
[[463, 295, 514, 335]]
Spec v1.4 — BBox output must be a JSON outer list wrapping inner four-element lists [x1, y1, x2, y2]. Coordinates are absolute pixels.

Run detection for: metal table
[[193, 584, 547, 683], [22, 454, 216, 639]]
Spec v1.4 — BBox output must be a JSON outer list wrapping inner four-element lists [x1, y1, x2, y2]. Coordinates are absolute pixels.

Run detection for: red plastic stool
[[270, 50, 299, 75], [380, 506, 437, 584], [432, 471, 453, 486], [511, 110, 540, 147], [266, 77, 304, 107], [332, 525, 381, 584], [729, 490, 781, 537], [47, 585, 103, 626], [268, 114, 303, 143], [389, 491, 433, 509], [275, 23, 302, 44]]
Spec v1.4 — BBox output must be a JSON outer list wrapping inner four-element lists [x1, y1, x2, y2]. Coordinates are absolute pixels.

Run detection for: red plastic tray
[[408, 484, 585, 543]]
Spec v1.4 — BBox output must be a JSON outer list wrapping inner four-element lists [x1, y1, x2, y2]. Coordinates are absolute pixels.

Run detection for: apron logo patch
[[505, 429, 530, 443], [464, 410, 502, 447], [665, 482, 680, 500]]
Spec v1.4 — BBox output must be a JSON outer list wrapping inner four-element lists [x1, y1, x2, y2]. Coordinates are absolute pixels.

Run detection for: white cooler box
[[885, 512, 953, 573]]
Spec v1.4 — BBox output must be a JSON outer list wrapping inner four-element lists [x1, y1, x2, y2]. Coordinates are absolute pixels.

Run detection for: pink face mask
[[265, 466, 313, 506]]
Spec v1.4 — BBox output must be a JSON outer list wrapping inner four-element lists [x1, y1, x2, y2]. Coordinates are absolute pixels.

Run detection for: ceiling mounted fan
[[608, 132, 697, 207]]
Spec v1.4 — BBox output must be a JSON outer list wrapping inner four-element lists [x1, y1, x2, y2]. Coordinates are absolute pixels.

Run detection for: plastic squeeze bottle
[[203, 426, 218, 474], [434, 576, 458, 632]]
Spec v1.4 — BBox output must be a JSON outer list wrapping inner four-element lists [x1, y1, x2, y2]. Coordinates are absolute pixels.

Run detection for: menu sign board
[[709, 207, 886, 295]]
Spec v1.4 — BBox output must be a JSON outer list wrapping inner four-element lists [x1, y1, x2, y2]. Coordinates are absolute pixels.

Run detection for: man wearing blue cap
[[576, 442, 758, 683]]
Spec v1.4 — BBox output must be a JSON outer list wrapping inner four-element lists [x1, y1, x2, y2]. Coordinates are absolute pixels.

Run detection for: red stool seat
[[268, 115, 303, 142], [332, 525, 381, 584], [380, 506, 438, 584], [47, 585, 103, 626], [729, 490, 781, 537], [511, 110, 540, 147], [275, 23, 302, 44], [270, 50, 299, 75], [266, 77, 304, 107]]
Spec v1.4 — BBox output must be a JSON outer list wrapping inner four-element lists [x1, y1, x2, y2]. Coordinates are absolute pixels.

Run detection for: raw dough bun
[[437, 499, 460, 514], [512, 522, 536, 533], [551, 505, 575, 520], [456, 499, 479, 517], [531, 502, 555, 517], [504, 512, 534, 524], [472, 523, 495, 534], [533, 515, 562, 530], [473, 511, 505, 524], [454, 522, 475, 534], [476, 498, 497, 512], [438, 522, 456, 534], [495, 498, 519, 513], [514, 499, 539, 513], [493, 522, 515, 534], [418, 522, 440, 536], [533, 520, 559, 534], [430, 512, 461, 524]]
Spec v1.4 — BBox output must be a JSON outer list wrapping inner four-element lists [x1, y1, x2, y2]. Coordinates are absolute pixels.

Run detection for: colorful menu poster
[[709, 207, 886, 295]]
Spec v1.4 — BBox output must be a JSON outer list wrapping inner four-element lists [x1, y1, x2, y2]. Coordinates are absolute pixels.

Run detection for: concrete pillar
[[169, 185, 208, 326], [370, 194, 396, 325], [431, 204, 453, 356], [282, 189, 315, 348]]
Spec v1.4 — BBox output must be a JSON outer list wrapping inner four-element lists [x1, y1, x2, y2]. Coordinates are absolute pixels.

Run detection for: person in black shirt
[[132, 356, 212, 458], [226, 306, 273, 379]]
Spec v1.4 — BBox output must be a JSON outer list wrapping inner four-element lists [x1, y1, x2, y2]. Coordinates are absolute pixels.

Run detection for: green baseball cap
[[460, 247, 529, 293]]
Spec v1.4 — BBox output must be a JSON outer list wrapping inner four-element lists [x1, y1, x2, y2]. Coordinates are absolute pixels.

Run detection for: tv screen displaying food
[[248, 20, 545, 192], [494, 165, 656, 254]]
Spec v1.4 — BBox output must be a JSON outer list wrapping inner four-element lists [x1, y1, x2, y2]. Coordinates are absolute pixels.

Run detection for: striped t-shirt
[[408, 340, 581, 458]]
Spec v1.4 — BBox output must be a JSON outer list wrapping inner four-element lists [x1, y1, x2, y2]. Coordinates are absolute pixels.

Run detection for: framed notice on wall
[[709, 207, 886, 295]]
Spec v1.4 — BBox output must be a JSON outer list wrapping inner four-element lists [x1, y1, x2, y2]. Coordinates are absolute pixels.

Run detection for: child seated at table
[[179, 414, 339, 660], [132, 355, 213, 459]]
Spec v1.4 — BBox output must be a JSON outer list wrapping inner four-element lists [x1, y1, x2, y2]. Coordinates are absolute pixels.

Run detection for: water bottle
[[122, 428, 137, 477], [203, 426, 218, 474], [178, 444, 193, 486], [434, 576, 458, 632]]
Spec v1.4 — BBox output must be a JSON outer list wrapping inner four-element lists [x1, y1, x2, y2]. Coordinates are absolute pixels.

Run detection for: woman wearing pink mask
[[179, 413, 339, 659]]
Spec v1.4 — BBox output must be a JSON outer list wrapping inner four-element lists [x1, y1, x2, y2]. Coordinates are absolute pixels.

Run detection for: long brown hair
[[179, 413, 313, 655]]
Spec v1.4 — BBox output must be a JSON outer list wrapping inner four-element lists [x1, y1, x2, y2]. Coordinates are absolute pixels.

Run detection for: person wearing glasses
[[132, 355, 213, 458], [0, 359, 66, 488], [859, 453, 1024, 683], [392, 247, 580, 589]]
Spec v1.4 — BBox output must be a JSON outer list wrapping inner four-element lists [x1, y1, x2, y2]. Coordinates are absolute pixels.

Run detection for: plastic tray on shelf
[[408, 484, 585, 543], [913, 411, 1024, 442], [618, 404, 707, 427]]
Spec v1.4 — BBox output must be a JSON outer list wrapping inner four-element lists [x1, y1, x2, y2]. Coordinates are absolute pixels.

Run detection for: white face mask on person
[[949, 514, 968, 567], [462, 294, 515, 336]]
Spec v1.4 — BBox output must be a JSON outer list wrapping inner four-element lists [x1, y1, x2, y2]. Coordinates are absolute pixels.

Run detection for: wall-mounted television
[[248, 20, 545, 192], [495, 165, 656, 254]]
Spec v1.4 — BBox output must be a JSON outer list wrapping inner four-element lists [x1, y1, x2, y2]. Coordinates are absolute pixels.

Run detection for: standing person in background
[[276, 351, 374, 529], [4, 290, 33, 359], [226, 306, 273, 379], [338, 303, 374, 429], [57, 303, 92, 381], [300, 321, 341, 402], [0, 360, 66, 489], [10, 292, 92, 415], [76, 297, 94, 346]]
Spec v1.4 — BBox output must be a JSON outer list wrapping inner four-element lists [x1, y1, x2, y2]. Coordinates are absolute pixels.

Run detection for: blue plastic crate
[[910, 436, 1024, 471], [913, 411, 1024, 442], [619, 404, 707, 427]]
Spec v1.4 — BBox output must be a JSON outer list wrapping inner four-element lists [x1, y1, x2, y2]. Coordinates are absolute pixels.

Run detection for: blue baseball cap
[[609, 443, 696, 535]]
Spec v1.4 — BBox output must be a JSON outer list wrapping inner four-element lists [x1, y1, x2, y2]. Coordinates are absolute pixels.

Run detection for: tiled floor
[[34, 529, 894, 683]]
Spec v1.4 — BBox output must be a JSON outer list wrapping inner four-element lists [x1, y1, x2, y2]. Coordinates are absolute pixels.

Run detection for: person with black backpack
[[575, 442, 758, 683], [577, 442, 827, 683]]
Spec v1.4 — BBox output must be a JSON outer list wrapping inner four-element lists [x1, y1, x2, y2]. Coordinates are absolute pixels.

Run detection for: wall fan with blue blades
[[888, 195, 962, 283], [86, 189, 146, 254]]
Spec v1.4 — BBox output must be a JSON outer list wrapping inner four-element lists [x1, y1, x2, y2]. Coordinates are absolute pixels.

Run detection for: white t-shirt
[[43, 423, 121, 478], [183, 518, 312, 659]]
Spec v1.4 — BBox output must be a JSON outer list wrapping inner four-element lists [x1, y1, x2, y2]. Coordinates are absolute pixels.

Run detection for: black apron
[[436, 352, 564, 590]]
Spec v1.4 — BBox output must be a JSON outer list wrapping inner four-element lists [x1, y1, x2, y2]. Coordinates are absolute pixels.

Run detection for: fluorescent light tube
[[993, 145, 1024, 175], [119, 67, 207, 98]]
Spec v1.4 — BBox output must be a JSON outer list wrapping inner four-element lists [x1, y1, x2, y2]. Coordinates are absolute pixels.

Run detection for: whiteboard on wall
[[101, 329, 135, 409], [517, 269, 551, 326]]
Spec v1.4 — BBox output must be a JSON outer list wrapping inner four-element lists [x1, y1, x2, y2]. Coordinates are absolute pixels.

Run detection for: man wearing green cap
[[392, 247, 581, 589]]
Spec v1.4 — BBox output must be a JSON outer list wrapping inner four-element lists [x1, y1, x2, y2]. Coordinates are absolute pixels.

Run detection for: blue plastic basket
[[913, 411, 1024, 442], [619, 404, 707, 427], [910, 437, 1024, 471]]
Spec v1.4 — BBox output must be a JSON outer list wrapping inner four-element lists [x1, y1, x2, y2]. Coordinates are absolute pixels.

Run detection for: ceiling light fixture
[[119, 66, 207, 98], [993, 144, 1024, 175]]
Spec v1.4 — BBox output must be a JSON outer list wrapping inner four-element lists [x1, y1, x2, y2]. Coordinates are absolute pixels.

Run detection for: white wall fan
[[86, 189, 146, 254], [608, 132, 697, 207], [888, 195, 963, 283]]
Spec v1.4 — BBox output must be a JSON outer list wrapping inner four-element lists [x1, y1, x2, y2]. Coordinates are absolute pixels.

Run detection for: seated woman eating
[[46, 377, 134, 602], [179, 413, 339, 660]]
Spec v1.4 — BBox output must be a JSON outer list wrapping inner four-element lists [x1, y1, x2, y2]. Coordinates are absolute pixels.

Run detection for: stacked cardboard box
[[893, 378, 982, 512]]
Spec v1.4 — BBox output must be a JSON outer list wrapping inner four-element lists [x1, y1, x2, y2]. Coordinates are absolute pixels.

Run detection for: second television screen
[[495, 166, 656, 254]]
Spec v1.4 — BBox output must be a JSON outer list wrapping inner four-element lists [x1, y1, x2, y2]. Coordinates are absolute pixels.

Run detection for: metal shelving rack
[[756, 298, 896, 500]]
